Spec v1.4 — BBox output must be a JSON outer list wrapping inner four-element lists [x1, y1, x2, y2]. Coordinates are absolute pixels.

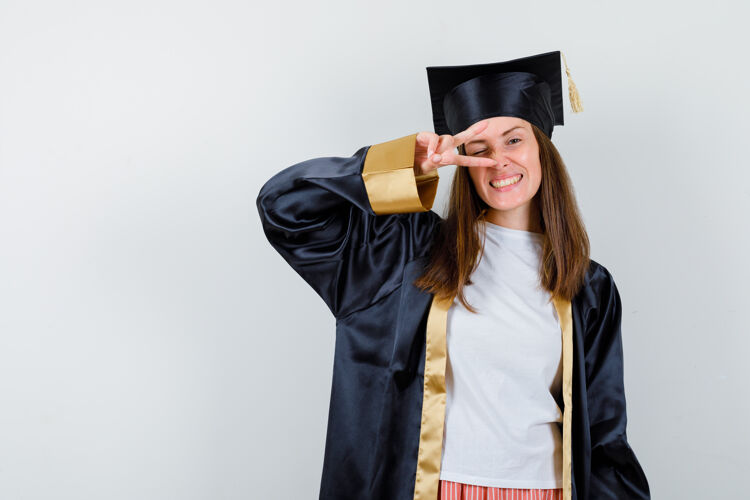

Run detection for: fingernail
[[427, 149, 434, 158], [432, 154, 441, 162]]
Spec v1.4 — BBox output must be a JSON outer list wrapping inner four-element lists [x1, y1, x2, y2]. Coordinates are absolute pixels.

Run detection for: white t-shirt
[[438, 220, 563, 489]]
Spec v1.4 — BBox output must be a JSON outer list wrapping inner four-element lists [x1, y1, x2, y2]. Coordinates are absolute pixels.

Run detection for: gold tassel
[[561, 51, 583, 113]]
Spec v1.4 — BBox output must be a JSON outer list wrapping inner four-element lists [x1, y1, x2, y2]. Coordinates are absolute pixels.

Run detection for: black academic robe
[[256, 133, 651, 500]]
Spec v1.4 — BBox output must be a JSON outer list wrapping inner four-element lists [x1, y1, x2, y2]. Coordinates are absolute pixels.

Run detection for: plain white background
[[1, 0, 748, 498]]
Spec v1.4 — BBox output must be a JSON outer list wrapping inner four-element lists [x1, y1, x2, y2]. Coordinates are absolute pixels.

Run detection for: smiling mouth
[[489, 174, 523, 189]]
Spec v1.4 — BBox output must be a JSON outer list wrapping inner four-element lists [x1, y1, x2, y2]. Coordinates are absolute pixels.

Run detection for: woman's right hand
[[414, 118, 499, 175]]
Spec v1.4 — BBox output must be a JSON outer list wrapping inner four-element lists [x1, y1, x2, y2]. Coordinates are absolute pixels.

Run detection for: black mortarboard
[[426, 50, 582, 139]]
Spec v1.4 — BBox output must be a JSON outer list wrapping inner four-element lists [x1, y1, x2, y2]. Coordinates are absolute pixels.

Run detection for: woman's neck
[[482, 198, 543, 234]]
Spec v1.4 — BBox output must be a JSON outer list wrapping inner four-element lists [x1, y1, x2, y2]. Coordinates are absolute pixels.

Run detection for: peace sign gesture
[[414, 118, 498, 176]]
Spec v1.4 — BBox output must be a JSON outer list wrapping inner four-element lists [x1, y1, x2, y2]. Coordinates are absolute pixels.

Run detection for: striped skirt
[[438, 479, 563, 500]]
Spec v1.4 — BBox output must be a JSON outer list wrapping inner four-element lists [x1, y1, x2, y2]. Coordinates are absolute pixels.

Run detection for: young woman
[[257, 51, 650, 500]]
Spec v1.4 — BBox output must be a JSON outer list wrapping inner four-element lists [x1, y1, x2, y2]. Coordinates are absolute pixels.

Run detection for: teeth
[[490, 175, 522, 188]]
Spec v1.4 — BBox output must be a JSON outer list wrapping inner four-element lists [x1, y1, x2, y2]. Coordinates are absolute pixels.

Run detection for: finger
[[451, 118, 491, 148], [454, 154, 499, 168], [416, 132, 437, 162], [427, 134, 439, 158], [436, 151, 498, 168], [417, 132, 435, 150], [436, 134, 455, 155], [429, 135, 456, 163]]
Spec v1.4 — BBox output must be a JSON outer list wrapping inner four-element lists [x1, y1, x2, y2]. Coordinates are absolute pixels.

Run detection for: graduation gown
[[256, 133, 651, 500]]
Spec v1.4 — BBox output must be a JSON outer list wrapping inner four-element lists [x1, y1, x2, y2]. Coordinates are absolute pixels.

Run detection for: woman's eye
[[470, 149, 487, 156], [508, 138, 521, 145]]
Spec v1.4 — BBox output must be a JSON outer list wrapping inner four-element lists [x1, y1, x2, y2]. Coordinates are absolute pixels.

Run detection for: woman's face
[[464, 116, 543, 229]]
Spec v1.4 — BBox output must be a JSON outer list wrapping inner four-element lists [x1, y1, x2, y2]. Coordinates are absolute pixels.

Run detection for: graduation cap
[[426, 50, 583, 139]]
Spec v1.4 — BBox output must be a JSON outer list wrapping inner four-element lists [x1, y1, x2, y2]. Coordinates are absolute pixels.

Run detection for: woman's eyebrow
[[467, 125, 525, 145]]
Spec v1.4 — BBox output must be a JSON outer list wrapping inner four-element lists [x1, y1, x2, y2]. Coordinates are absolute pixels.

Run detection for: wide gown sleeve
[[256, 133, 441, 319], [585, 268, 651, 499]]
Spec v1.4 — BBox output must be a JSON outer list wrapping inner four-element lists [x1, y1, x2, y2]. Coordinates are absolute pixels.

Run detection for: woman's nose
[[490, 150, 511, 166]]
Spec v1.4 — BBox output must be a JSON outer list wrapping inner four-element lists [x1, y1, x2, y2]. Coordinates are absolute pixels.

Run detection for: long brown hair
[[414, 123, 590, 311]]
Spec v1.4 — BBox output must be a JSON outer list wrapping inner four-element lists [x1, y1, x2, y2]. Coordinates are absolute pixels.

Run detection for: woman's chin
[[483, 195, 531, 213]]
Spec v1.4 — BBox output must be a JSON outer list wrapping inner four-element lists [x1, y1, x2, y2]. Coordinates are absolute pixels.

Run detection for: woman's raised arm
[[256, 121, 497, 319], [256, 133, 441, 319]]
